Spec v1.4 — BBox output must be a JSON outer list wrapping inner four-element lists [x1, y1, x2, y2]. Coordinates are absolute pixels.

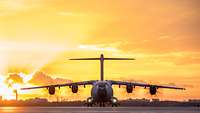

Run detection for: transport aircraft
[[21, 54, 185, 107]]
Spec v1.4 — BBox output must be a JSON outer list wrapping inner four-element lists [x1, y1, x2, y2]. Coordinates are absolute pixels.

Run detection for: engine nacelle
[[149, 85, 157, 95], [71, 84, 78, 93], [48, 86, 55, 95], [126, 84, 133, 93]]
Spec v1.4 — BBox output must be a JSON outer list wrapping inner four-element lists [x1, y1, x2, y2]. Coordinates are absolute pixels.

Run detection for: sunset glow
[[0, 0, 199, 101]]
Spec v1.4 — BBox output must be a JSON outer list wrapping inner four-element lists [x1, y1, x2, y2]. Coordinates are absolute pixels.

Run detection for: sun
[[0, 83, 16, 100], [0, 73, 34, 100]]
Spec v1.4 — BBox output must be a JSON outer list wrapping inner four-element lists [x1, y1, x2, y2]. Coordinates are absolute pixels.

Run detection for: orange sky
[[0, 0, 199, 101]]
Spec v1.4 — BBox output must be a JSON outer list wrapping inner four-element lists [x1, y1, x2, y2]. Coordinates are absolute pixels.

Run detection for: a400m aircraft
[[21, 54, 185, 107]]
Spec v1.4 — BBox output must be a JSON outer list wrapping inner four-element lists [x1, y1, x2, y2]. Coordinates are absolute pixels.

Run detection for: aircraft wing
[[108, 80, 185, 90], [21, 80, 97, 90]]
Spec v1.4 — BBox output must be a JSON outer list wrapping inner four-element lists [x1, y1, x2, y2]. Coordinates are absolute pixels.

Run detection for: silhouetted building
[[188, 99, 200, 103], [0, 96, 2, 101], [151, 99, 160, 102], [27, 98, 48, 103]]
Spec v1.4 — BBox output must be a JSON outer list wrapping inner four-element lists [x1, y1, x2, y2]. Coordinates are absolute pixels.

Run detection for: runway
[[0, 107, 199, 113]]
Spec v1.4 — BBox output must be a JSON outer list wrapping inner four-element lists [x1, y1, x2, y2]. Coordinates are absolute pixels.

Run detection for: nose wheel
[[112, 103, 118, 107], [99, 102, 105, 107], [111, 97, 119, 107], [87, 97, 93, 107], [87, 103, 93, 107]]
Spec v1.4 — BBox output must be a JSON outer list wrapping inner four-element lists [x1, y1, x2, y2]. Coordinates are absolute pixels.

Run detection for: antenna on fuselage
[[69, 54, 135, 81]]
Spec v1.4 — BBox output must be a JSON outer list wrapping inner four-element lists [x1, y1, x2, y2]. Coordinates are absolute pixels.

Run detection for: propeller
[[144, 87, 163, 99]]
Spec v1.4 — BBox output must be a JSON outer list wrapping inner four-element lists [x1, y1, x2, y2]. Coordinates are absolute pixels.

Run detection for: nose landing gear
[[87, 97, 120, 107], [111, 97, 119, 107], [87, 97, 93, 107], [99, 102, 105, 107]]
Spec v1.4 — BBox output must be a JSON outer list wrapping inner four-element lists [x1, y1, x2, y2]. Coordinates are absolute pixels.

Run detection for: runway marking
[[71, 111, 130, 113], [111, 107, 118, 112]]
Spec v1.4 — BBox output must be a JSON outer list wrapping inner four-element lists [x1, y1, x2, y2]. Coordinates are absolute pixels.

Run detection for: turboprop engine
[[71, 84, 78, 93], [126, 84, 133, 93], [149, 85, 157, 95], [48, 86, 55, 95]]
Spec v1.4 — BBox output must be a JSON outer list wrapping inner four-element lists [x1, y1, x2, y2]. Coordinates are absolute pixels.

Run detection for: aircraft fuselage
[[91, 81, 113, 102], [87, 81, 118, 106]]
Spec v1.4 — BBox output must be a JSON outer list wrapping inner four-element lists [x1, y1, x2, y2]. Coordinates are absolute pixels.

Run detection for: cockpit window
[[99, 83, 106, 87]]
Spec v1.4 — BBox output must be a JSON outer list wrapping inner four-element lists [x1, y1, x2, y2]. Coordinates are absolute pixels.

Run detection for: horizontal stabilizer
[[69, 54, 135, 81], [69, 58, 100, 60], [69, 58, 135, 60], [104, 58, 135, 60]]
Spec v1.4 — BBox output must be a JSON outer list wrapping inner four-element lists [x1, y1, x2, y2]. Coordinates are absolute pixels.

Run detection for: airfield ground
[[0, 107, 199, 113]]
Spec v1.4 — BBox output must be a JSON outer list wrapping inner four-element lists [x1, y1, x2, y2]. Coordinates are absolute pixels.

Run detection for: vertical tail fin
[[69, 54, 135, 81]]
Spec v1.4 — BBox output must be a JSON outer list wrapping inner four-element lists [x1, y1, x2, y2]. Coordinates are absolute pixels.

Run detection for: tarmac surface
[[0, 107, 199, 113]]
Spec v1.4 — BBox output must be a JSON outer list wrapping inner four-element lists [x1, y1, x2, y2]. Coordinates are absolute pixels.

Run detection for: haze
[[0, 0, 199, 101]]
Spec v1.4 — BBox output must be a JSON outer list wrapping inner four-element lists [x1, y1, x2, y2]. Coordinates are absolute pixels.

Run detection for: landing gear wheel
[[87, 103, 93, 107], [112, 104, 117, 107], [99, 103, 102, 107], [99, 102, 105, 107], [102, 103, 105, 107], [87, 97, 93, 107]]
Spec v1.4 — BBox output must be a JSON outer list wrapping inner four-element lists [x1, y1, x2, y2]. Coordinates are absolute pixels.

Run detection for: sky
[[0, 0, 199, 101]]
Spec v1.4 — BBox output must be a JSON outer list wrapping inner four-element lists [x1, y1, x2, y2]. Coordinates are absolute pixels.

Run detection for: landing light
[[112, 99, 117, 103], [88, 99, 92, 103]]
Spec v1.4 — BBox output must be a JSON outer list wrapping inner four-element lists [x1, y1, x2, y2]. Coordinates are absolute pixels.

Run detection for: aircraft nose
[[98, 87, 107, 97]]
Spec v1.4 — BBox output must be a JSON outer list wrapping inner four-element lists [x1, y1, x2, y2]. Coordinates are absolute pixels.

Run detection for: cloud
[[0, 41, 67, 53], [28, 71, 72, 86], [6, 73, 23, 84], [81, 0, 200, 53], [174, 55, 200, 65], [0, 0, 43, 9], [57, 12, 85, 17], [151, 52, 200, 65], [78, 44, 119, 52], [4, 71, 72, 88]]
